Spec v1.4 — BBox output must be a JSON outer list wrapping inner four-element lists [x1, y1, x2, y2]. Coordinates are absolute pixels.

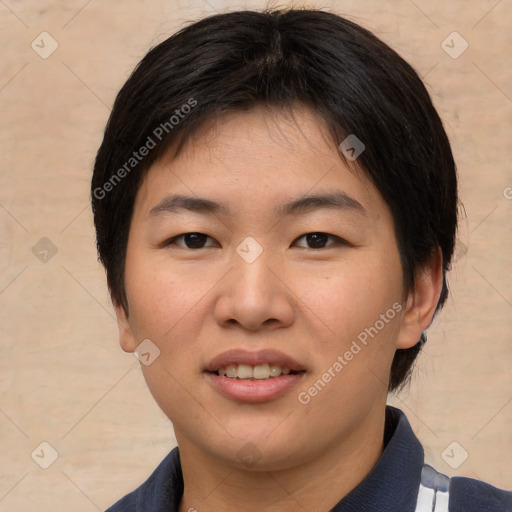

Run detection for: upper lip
[[204, 349, 306, 372]]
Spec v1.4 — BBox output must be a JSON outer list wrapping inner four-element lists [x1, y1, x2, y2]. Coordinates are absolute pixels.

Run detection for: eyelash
[[162, 232, 350, 250]]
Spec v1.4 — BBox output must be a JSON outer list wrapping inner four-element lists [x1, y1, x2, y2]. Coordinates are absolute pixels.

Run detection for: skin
[[115, 106, 443, 512]]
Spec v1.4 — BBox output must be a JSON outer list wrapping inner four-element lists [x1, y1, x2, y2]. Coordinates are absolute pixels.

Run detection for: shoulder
[[421, 462, 512, 512], [449, 475, 512, 512], [105, 447, 181, 512]]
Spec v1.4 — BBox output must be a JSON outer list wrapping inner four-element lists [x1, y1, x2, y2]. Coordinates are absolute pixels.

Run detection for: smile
[[204, 348, 307, 402], [216, 363, 299, 380]]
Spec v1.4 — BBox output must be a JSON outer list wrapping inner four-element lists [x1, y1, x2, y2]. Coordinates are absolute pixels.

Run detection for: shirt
[[105, 406, 512, 511]]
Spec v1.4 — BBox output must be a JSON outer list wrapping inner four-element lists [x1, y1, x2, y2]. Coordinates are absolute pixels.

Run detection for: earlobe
[[396, 248, 444, 350], [114, 301, 137, 353]]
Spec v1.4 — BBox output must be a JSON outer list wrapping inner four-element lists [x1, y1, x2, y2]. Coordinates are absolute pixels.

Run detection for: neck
[[177, 406, 387, 512]]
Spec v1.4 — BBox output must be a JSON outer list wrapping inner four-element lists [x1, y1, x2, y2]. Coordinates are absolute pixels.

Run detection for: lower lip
[[204, 372, 306, 403]]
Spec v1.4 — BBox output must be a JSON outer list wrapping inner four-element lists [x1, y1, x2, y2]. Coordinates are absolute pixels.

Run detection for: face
[[116, 106, 432, 471]]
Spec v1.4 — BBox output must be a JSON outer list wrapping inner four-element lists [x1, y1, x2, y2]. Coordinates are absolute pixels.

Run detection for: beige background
[[0, 0, 511, 510]]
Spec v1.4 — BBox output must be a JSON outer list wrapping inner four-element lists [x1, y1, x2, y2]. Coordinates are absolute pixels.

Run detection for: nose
[[213, 243, 295, 333]]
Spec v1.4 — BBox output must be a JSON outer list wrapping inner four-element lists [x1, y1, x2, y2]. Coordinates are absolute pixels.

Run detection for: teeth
[[237, 364, 253, 379], [269, 365, 282, 377], [225, 365, 237, 378], [216, 363, 295, 379], [253, 364, 270, 379]]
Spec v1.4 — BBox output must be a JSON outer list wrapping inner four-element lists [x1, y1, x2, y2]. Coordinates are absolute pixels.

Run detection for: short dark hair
[[91, 8, 458, 392]]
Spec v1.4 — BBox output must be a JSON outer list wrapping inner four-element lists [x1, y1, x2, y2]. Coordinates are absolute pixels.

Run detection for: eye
[[293, 232, 348, 249], [163, 232, 219, 249], [162, 232, 349, 250]]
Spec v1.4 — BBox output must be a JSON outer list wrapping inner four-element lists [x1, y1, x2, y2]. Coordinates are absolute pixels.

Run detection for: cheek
[[294, 254, 404, 395], [294, 255, 402, 335], [124, 250, 196, 339], [124, 257, 209, 419], [123, 252, 221, 380]]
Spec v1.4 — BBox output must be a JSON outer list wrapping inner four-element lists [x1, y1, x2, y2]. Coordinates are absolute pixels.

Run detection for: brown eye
[[293, 232, 346, 249], [164, 232, 218, 249]]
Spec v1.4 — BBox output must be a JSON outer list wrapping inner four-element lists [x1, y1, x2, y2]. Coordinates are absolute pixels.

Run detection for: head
[[91, 9, 457, 468]]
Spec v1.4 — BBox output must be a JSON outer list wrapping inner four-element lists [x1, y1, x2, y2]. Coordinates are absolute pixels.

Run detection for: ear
[[114, 301, 137, 353], [396, 248, 444, 349]]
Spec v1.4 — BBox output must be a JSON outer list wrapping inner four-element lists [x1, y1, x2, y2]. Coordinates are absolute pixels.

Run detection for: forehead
[[133, 106, 384, 222]]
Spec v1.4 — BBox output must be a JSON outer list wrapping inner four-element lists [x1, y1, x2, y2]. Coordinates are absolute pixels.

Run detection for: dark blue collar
[[108, 406, 424, 511], [331, 406, 424, 511]]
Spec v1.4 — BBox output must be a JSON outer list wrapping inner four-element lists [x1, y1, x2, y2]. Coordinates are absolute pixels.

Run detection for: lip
[[204, 372, 306, 403], [204, 349, 307, 403], [204, 348, 306, 373]]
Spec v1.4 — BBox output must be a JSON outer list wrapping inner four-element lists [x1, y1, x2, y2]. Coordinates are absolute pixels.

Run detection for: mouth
[[204, 349, 307, 403]]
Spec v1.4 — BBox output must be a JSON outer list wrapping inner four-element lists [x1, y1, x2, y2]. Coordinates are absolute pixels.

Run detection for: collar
[[128, 406, 424, 511], [331, 406, 424, 511]]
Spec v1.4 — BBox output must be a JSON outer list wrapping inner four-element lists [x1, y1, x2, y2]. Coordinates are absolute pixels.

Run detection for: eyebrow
[[148, 191, 366, 219]]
